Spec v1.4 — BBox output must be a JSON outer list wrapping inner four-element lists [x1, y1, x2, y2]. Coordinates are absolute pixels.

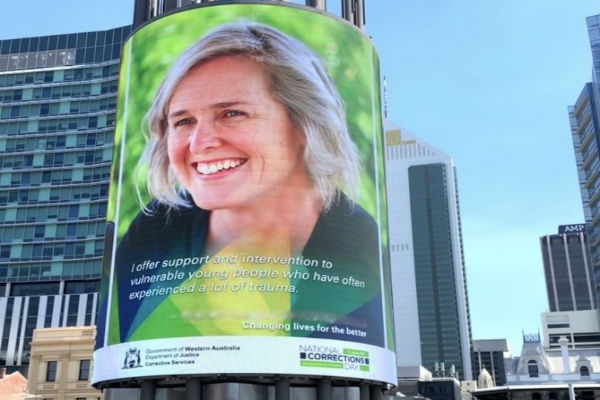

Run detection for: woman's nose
[[189, 122, 221, 153]]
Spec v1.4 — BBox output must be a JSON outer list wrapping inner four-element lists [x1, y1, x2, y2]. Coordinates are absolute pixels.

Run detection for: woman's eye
[[174, 118, 194, 127], [223, 110, 245, 118]]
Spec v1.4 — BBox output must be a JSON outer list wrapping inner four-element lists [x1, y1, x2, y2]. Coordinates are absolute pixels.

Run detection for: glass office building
[[570, 83, 600, 302], [570, 16, 600, 306], [0, 25, 131, 372], [384, 120, 472, 380], [408, 163, 471, 379]]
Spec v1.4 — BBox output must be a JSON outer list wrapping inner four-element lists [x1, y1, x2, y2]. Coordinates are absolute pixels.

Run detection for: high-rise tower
[[540, 224, 596, 312], [384, 120, 473, 380], [570, 16, 600, 305], [0, 25, 130, 373]]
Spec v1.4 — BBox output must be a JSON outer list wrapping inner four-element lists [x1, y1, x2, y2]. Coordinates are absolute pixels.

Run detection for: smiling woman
[[109, 21, 384, 342], [142, 22, 361, 211], [165, 55, 316, 254]]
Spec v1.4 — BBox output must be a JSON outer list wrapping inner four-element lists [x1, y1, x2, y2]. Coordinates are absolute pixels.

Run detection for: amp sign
[[558, 224, 586, 234]]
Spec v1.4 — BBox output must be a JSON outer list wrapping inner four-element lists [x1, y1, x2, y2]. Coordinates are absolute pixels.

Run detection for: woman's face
[[166, 55, 310, 211]]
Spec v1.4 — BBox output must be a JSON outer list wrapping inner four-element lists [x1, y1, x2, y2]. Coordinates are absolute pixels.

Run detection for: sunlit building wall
[[27, 326, 99, 399], [384, 120, 473, 380], [570, 16, 600, 308], [540, 225, 595, 312]]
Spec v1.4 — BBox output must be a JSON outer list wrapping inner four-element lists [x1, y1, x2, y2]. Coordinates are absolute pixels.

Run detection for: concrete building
[[541, 309, 600, 349], [393, 367, 466, 400], [473, 333, 600, 399], [538, 225, 600, 351], [507, 333, 600, 384], [473, 384, 599, 400], [505, 334, 598, 394], [471, 339, 510, 387], [0, 26, 130, 373], [540, 224, 595, 312], [384, 121, 472, 380], [27, 326, 100, 400], [588, 14, 600, 89]]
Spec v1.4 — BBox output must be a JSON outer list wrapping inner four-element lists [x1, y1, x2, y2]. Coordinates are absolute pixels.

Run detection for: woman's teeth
[[196, 159, 245, 175]]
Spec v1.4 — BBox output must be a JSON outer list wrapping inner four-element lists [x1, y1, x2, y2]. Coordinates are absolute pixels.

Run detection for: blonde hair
[[140, 21, 361, 210]]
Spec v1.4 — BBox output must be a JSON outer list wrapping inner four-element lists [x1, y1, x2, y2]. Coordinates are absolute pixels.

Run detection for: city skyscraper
[[540, 224, 596, 312], [588, 15, 600, 86], [0, 25, 130, 372], [384, 120, 473, 380], [570, 15, 600, 305]]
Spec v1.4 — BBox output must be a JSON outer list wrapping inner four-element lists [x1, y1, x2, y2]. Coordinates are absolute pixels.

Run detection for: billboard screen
[[93, 2, 395, 385]]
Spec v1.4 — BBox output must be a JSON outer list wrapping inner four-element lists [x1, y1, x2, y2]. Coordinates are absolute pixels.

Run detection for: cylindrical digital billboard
[[93, 1, 395, 386]]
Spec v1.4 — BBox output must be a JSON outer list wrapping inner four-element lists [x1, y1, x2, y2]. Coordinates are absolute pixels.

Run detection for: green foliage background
[[110, 3, 386, 240]]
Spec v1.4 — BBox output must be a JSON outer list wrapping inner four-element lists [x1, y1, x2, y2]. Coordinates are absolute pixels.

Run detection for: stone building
[[27, 326, 100, 400]]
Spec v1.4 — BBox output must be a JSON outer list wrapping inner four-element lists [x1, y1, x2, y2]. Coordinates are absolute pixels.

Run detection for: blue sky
[[366, 1, 599, 356], [0, 1, 599, 356]]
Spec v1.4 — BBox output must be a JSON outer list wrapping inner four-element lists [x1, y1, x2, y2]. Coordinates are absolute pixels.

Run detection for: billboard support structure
[[186, 379, 202, 400], [318, 380, 333, 400], [140, 380, 155, 399], [134, 0, 358, 29], [275, 378, 291, 400]]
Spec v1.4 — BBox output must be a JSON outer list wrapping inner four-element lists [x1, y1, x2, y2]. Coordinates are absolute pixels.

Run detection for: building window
[[79, 359, 90, 380], [46, 360, 57, 381], [528, 360, 539, 378], [580, 366, 590, 376]]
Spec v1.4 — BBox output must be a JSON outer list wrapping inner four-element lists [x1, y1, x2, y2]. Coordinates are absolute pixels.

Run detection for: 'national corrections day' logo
[[299, 345, 370, 372]]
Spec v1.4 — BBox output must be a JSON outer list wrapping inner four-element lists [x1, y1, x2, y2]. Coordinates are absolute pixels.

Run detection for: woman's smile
[[166, 55, 311, 211], [193, 158, 247, 176]]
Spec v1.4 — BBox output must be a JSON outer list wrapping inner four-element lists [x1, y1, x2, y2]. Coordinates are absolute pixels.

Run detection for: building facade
[[0, 25, 130, 373], [473, 333, 600, 400], [472, 339, 509, 387], [473, 384, 599, 400], [384, 120, 473, 380], [541, 309, 600, 350], [417, 378, 462, 400], [27, 326, 100, 400], [540, 225, 595, 312], [570, 15, 600, 304]]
